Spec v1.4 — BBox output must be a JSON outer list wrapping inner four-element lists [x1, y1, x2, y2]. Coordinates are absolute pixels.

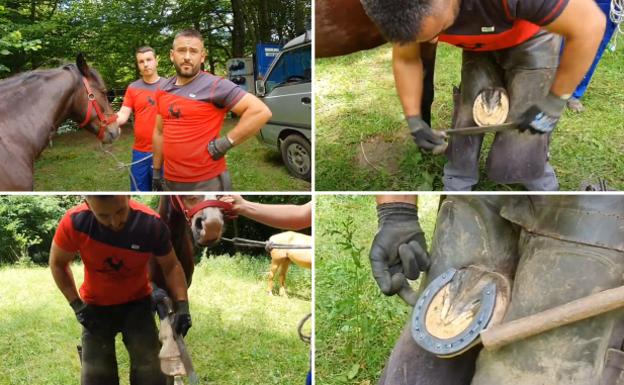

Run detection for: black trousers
[[80, 296, 165, 385]]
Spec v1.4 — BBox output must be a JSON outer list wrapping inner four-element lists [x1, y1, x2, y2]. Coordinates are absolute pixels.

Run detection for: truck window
[[265, 45, 311, 94]]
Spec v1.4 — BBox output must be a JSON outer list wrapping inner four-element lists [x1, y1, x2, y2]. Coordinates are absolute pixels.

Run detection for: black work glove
[[207, 136, 234, 160], [173, 300, 192, 337], [407, 115, 447, 154], [70, 298, 99, 331], [151, 168, 163, 191], [150, 285, 168, 315], [369, 202, 431, 306], [518, 92, 567, 134]]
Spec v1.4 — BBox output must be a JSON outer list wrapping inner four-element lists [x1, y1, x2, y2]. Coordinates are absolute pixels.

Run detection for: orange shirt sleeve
[[53, 211, 79, 253]]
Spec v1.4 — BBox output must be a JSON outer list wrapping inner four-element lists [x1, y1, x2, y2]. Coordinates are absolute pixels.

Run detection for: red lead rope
[[79, 77, 118, 141], [172, 195, 237, 224]]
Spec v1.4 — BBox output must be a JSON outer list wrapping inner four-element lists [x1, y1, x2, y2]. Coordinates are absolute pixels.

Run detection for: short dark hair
[[135, 46, 155, 56], [174, 28, 204, 44], [360, 0, 434, 43]]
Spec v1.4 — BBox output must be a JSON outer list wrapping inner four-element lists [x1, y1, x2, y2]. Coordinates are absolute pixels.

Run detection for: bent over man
[[50, 195, 192, 385], [361, 0, 606, 190], [152, 29, 272, 191]]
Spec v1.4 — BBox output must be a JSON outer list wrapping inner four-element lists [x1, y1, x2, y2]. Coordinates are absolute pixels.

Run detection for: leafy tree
[[0, 195, 81, 265]]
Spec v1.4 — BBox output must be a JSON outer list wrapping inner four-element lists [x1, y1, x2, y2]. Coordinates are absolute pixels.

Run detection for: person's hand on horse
[[207, 136, 234, 160], [70, 298, 100, 331], [152, 168, 164, 191], [219, 195, 245, 214], [173, 300, 192, 337], [407, 115, 447, 155], [518, 92, 567, 134], [369, 202, 430, 306]]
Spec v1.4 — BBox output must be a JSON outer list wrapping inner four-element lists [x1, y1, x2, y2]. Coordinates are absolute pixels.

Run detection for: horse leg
[[278, 259, 291, 297], [268, 259, 279, 296]]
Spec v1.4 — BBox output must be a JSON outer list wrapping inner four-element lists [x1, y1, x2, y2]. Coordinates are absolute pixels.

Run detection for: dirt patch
[[355, 133, 408, 175]]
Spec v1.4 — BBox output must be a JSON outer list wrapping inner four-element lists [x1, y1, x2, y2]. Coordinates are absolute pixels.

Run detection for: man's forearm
[[226, 106, 271, 145], [152, 130, 164, 169], [116, 107, 132, 127], [164, 263, 188, 302], [239, 201, 311, 230], [546, 0, 606, 97], [551, 30, 604, 97], [393, 44, 424, 117], [50, 264, 80, 303]]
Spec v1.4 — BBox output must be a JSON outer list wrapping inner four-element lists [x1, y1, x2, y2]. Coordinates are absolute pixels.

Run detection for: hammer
[[481, 284, 624, 351]]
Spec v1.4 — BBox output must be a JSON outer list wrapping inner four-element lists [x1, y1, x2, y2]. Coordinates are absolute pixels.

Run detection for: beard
[[174, 61, 200, 79]]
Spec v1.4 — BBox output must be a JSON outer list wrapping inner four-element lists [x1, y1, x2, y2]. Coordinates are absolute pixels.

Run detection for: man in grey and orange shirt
[[116, 46, 167, 191], [152, 28, 272, 191], [361, 0, 606, 191]]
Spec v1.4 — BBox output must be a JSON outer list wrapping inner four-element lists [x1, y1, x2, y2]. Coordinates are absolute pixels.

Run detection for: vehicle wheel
[[281, 134, 311, 181]]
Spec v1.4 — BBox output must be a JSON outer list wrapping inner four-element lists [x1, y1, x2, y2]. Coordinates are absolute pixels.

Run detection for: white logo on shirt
[[131, 244, 140, 250]]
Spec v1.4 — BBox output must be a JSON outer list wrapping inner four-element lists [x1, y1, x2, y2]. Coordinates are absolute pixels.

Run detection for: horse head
[[67, 53, 120, 144], [176, 195, 226, 247]]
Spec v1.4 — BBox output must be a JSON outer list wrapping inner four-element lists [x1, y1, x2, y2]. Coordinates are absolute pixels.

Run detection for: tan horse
[[267, 231, 311, 296]]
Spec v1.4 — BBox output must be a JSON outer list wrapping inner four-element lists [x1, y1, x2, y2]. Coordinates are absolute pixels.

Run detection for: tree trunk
[[294, 0, 306, 34], [231, 0, 245, 57], [257, 0, 271, 43]]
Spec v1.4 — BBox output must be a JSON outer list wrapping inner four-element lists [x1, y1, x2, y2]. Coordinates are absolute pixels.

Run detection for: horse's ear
[[76, 53, 90, 78]]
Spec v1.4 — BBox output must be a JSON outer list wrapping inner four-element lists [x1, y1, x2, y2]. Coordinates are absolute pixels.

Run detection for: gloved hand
[[407, 115, 447, 154], [150, 284, 168, 315], [369, 202, 431, 306], [152, 168, 163, 191], [173, 300, 192, 337], [70, 298, 99, 331], [518, 92, 567, 134], [207, 136, 234, 160]]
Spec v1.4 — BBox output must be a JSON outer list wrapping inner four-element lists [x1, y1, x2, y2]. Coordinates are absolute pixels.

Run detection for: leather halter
[[78, 76, 118, 141], [171, 195, 237, 224]]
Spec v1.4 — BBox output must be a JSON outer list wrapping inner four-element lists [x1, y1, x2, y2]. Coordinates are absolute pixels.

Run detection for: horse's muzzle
[[102, 125, 121, 144]]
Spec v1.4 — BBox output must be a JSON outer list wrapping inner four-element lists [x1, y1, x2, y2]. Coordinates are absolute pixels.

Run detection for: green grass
[[34, 119, 310, 191], [315, 44, 624, 191], [314, 195, 439, 384], [0, 255, 311, 385]]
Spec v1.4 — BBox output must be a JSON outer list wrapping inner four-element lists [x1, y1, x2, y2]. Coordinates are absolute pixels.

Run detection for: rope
[[298, 313, 311, 344], [99, 143, 152, 190], [221, 236, 312, 251], [610, 0, 624, 50]]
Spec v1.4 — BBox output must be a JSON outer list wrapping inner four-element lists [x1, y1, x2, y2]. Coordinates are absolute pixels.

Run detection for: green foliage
[[0, 0, 311, 86], [315, 195, 439, 384], [0, 196, 81, 265]]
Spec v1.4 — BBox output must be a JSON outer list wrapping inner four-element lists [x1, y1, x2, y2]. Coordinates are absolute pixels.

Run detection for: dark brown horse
[[315, 0, 437, 124], [150, 195, 228, 290], [0, 54, 120, 191]]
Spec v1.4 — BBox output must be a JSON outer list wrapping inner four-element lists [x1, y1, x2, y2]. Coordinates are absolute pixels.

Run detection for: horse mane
[[0, 62, 107, 92], [0, 67, 69, 91]]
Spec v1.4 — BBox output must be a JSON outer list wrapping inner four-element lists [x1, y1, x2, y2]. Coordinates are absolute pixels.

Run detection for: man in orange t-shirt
[[117, 47, 167, 191], [49, 196, 191, 385], [152, 28, 272, 191]]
